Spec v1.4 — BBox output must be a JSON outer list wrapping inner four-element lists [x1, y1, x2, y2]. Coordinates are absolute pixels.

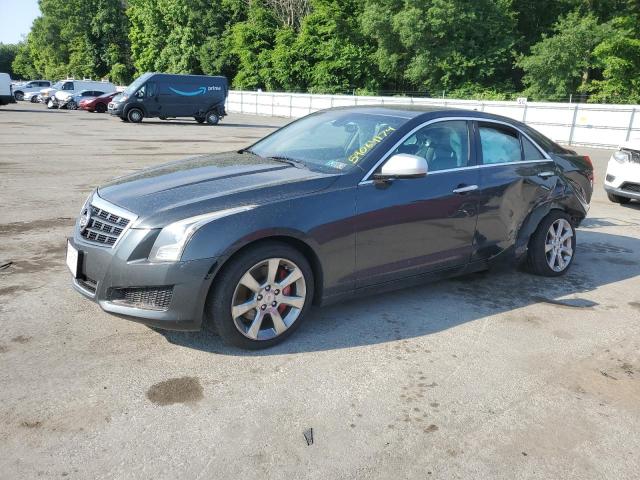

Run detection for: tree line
[[2, 0, 639, 103]]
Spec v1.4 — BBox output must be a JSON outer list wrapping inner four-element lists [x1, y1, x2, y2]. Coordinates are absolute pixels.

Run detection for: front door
[[355, 120, 480, 288]]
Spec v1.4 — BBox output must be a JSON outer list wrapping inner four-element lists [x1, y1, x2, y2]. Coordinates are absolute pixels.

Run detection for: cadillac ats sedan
[[67, 106, 594, 348]]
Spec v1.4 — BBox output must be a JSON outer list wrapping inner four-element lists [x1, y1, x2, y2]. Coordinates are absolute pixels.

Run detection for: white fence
[[227, 90, 640, 148]]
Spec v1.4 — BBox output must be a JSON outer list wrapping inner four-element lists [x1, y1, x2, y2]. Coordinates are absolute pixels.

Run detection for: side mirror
[[374, 154, 428, 181]]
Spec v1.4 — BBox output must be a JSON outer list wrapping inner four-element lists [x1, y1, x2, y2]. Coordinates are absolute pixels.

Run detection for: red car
[[79, 91, 119, 113]]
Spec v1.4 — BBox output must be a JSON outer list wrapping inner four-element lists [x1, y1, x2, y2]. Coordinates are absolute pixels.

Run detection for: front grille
[[80, 204, 130, 247], [622, 148, 640, 164], [109, 286, 174, 311], [621, 182, 640, 194]]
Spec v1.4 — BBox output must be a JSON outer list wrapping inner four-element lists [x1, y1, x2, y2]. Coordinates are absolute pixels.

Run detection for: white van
[[50, 79, 116, 108], [0, 73, 15, 106]]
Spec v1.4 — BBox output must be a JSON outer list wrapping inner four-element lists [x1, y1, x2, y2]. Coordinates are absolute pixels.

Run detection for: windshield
[[249, 110, 408, 173], [123, 73, 152, 96], [51, 81, 63, 89]]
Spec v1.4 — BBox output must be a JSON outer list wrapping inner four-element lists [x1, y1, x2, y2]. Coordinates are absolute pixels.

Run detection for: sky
[[0, 0, 40, 44]]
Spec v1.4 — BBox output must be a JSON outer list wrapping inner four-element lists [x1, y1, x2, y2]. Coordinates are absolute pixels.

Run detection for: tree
[[518, 12, 612, 101], [361, 0, 518, 94], [0, 43, 20, 78]]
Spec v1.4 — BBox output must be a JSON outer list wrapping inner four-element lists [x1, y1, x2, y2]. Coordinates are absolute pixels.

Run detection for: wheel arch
[[123, 103, 146, 118], [208, 234, 325, 308], [515, 201, 583, 259]]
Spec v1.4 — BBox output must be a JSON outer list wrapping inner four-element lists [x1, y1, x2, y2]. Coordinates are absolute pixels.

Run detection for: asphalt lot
[[1, 103, 639, 479]]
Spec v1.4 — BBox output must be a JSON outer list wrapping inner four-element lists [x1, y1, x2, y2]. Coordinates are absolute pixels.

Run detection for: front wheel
[[127, 108, 143, 123], [527, 211, 576, 276], [14, 91, 24, 101], [30, 96, 38, 103], [95, 103, 107, 113], [207, 242, 314, 349], [67, 100, 77, 110], [607, 192, 631, 204]]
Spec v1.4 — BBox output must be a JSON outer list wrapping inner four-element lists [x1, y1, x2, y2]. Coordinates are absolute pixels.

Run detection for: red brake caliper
[[278, 267, 292, 314]]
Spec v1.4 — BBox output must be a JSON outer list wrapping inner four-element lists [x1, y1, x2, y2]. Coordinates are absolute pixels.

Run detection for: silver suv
[[13, 80, 51, 101]]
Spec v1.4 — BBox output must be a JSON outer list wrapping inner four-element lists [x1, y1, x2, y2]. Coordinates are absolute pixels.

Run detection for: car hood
[[97, 151, 339, 228]]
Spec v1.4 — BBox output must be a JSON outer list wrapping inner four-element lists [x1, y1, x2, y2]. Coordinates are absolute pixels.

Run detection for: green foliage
[[8, 0, 640, 102], [0, 43, 20, 78]]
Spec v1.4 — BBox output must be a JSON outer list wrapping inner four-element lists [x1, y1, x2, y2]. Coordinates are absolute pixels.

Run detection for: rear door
[[473, 120, 557, 260]]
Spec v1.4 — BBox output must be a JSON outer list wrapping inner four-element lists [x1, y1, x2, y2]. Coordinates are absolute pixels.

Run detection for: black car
[[109, 72, 228, 124], [67, 106, 593, 348]]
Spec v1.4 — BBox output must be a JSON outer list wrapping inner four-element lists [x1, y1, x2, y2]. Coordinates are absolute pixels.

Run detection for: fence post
[[626, 108, 636, 142], [522, 103, 528, 123], [255, 92, 258, 115], [330, 96, 334, 108], [240, 90, 244, 114], [309, 94, 313, 115], [568, 104, 579, 145], [289, 95, 293, 117], [270, 93, 274, 117]]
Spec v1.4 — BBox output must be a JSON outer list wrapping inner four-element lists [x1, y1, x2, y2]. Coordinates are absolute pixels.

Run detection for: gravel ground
[[1, 103, 639, 480]]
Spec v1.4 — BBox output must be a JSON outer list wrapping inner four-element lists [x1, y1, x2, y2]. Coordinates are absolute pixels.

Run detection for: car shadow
[[158, 229, 640, 356]]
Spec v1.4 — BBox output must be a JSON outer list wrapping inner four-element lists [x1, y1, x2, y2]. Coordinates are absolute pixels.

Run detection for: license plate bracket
[[66, 240, 82, 279]]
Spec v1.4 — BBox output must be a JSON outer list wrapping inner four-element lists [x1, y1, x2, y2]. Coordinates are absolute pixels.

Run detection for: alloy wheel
[[545, 218, 573, 272], [231, 257, 306, 341]]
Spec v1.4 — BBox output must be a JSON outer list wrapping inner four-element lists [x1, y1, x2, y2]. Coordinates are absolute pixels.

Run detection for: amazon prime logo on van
[[169, 85, 222, 96]]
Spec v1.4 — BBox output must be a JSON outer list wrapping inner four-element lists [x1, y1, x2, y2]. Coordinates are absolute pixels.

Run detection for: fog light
[[606, 174, 615, 182]]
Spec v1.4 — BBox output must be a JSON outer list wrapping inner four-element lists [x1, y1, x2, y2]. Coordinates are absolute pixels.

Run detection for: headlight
[[148, 205, 256, 262], [613, 150, 630, 163]]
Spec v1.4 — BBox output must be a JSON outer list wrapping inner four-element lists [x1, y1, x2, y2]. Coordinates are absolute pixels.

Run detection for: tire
[[205, 110, 220, 125], [127, 108, 143, 123], [527, 211, 576, 277], [67, 100, 77, 110], [207, 242, 314, 349], [14, 91, 24, 101], [95, 103, 107, 113], [607, 192, 631, 204], [30, 96, 38, 103], [195, 116, 205, 124]]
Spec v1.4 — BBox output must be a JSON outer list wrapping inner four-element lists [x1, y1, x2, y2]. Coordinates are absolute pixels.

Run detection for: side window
[[61, 81, 74, 91], [479, 124, 521, 164], [522, 136, 545, 160], [147, 82, 157, 98], [392, 120, 470, 172], [42, 82, 50, 87], [135, 84, 146, 98], [26, 82, 35, 88]]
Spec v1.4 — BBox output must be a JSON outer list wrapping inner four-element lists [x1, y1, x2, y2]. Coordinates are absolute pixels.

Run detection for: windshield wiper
[[267, 156, 307, 169]]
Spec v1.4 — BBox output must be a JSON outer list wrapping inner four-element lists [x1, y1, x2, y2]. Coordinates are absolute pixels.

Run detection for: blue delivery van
[[109, 73, 228, 125]]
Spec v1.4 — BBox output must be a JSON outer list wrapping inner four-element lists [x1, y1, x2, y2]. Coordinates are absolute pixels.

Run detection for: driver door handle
[[452, 184, 478, 194], [538, 171, 555, 178]]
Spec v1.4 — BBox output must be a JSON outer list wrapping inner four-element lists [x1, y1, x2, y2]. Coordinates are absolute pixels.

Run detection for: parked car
[[80, 91, 119, 113], [604, 140, 640, 204], [12, 80, 51, 101], [23, 91, 44, 103], [61, 89, 108, 110], [108, 72, 227, 124], [48, 79, 116, 109], [0, 73, 15, 105], [67, 106, 593, 348]]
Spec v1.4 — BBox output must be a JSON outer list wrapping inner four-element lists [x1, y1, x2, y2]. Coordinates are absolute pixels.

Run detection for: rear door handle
[[452, 184, 478, 194], [538, 171, 555, 178]]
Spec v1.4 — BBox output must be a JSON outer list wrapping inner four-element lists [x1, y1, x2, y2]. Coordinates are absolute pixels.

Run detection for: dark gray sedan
[[67, 106, 593, 348]]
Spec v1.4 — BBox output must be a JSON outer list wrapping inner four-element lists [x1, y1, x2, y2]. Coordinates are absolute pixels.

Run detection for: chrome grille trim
[[621, 148, 640, 164], [79, 194, 137, 248]]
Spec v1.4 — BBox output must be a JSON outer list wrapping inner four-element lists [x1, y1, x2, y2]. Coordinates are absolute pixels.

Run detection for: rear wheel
[[95, 103, 107, 113], [207, 242, 314, 349], [14, 91, 24, 101], [127, 108, 143, 123], [205, 110, 220, 125], [30, 96, 38, 103], [527, 211, 576, 277], [607, 192, 631, 204]]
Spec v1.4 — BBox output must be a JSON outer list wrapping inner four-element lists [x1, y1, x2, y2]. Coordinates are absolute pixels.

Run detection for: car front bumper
[[108, 102, 124, 116], [604, 157, 640, 200], [68, 201, 217, 331]]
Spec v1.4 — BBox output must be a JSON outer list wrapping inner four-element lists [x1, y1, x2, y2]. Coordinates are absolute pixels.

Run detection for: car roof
[[321, 104, 523, 125]]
